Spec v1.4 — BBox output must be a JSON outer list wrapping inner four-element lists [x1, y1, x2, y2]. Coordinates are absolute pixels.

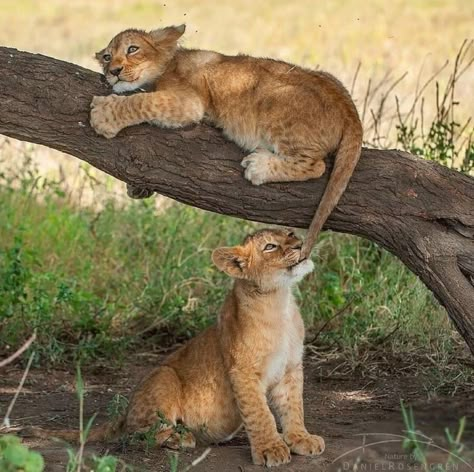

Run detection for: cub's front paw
[[241, 150, 274, 186], [284, 431, 325, 456], [90, 95, 125, 139], [252, 439, 291, 467]]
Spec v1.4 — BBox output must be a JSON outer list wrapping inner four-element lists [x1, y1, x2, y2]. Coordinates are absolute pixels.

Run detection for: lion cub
[[90, 25, 363, 257], [28, 229, 323, 467]]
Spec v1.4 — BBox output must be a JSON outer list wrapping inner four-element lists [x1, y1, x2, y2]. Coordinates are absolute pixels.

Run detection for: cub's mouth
[[287, 258, 307, 271]]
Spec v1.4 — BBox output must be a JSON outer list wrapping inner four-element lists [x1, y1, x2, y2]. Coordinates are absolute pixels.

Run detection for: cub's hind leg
[[269, 364, 325, 456], [126, 366, 196, 450], [241, 147, 326, 186]]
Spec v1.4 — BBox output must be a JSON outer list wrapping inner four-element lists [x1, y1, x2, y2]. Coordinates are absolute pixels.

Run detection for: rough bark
[[1, 47, 473, 354]]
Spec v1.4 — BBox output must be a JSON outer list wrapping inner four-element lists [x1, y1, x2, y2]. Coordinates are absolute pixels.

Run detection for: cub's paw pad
[[284, 432, 325, 456], [252, 440, 291, 467], [126, 184, 154, 199], [89, 95, 124, 139], [241, 152, 274, 186]]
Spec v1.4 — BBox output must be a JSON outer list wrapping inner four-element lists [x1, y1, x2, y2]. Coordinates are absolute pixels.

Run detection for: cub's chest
[[261, 319, 303, 389]]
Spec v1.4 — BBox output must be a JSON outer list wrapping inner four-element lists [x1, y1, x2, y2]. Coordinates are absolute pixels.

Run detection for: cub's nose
[[110, 66, 123, 77]]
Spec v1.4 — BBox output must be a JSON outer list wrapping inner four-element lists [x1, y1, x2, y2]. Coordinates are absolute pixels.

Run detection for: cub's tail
[[21, 416, 125, 443], [300, 120, 363, 258]]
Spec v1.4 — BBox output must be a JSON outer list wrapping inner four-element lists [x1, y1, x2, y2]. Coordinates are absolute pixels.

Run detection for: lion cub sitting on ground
[[29, 229, 324, 467]]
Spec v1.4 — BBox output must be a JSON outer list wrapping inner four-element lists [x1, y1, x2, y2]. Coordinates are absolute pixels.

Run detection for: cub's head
[[95, 24, 186, 93], [212, 229, 314, 290]]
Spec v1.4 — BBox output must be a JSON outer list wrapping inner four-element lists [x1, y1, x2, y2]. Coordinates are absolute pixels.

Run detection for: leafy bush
[[0, 435, 44, 472]]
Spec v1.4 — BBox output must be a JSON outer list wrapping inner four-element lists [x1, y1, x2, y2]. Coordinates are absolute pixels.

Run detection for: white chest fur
[[261, 302, 304, 389]]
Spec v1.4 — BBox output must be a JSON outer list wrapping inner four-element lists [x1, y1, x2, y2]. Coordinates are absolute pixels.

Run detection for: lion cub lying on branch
[[28, 229, 324, 467], [90, 24, 362, 258]]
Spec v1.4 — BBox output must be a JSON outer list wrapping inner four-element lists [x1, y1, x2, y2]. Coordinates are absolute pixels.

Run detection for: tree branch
[[1, 47, 474, 354]]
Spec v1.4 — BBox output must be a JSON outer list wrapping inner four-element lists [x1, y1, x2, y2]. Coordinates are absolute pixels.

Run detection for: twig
[[305, 298, 355, 345], [1, 351, 35, 429], [76, 366, 86, 472], [350, 61, 361, 96], [183, 447, 212, 471], [374, 322, 400, 346], [407, 60, 449, 124], [0, 332, 37, 368]]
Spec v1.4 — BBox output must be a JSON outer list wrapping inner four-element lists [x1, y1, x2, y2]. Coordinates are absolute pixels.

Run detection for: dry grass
[[0, 0, 473, 193], [2, 1, 473, 73]]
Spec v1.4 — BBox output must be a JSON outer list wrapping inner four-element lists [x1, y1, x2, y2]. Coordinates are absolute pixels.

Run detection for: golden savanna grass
[[0, 0, 472, 196]]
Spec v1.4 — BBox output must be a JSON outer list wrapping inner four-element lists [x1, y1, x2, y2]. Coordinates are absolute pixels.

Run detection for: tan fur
[[25, 229, 324, 467], [90, 25, 363, 257]]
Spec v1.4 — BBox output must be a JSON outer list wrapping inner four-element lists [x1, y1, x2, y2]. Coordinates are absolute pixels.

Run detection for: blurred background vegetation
[[0, 0, 473, 383]]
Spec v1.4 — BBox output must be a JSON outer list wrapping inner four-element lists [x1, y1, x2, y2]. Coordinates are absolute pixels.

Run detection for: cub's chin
[[287, 258, 314, 283], [112, 80, 144, 93]]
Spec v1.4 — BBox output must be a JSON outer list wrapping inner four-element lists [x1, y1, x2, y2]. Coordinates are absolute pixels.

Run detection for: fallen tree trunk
[[1, 47, 474, 354]]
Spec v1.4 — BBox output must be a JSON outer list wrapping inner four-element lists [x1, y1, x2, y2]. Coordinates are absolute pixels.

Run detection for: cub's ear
[[94, 49, 105, 62], [212, 246, 248, 278], [149, 24, 186, 45]]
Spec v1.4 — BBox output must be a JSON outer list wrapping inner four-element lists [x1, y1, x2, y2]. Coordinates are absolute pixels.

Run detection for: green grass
[[0, 151, 455, 365], [401, 400, 470, 470]]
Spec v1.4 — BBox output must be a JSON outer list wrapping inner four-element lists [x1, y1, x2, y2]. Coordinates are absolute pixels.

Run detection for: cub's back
[[193, 54, 354, 148]]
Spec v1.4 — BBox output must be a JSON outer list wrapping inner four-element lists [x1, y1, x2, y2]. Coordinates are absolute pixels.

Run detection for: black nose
[[110, 67, 123, 77]]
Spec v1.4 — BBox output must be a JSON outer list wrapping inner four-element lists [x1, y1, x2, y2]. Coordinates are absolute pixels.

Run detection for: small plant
[[64, 366, 133, 472], [65, 365, 97, 472], [394, 40, 474, 175], [400, 400, 429, 466], [167, 452, 179, 472], [88, 454, 133, 472], [444, 418, 467, 469], [107, 394, 129, 421], [0, 434, 44, 472], [400, 400, 470, 470]]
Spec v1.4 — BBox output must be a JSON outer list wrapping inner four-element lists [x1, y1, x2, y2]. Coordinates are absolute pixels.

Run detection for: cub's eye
[[103, 53, 112, 62], [127, 45, 139, 54], [263, 243, 278, 252], [288, 231, 295, 237]]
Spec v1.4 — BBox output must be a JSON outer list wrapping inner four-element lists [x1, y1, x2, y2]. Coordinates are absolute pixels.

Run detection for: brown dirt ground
[[1, 352, 473, 472]]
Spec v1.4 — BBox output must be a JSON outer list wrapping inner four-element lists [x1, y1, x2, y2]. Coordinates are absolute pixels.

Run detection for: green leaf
[[83, 413, 98, 441], [93, 455, 118, 472], [2, 443, 29, 466], [0, 435, 22, 450], [75, 365, 84, 400], [24, 451, 45, 472]]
